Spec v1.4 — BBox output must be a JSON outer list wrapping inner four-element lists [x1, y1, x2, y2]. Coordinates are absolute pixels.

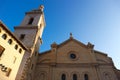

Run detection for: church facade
[[0, 6, 120, 80], [34, 35, 120, 80]]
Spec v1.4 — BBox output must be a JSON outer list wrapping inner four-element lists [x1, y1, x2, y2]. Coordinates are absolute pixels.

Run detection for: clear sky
[[0, 0, 120, 69]]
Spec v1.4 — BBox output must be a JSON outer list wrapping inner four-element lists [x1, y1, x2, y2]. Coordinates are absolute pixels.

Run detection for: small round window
[[2, 34, 7, 40], [8, 39, 12, 44], [70, 53, 76, 59], [15, 45, 18, 50], [19, 48, 22, 53]]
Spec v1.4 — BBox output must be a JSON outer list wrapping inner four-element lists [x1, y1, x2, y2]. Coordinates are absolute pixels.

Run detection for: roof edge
[[0, 20, 28, 50]]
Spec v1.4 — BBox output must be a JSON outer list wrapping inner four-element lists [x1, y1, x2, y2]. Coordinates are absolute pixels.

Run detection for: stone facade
[[34, 36, 120, 80]]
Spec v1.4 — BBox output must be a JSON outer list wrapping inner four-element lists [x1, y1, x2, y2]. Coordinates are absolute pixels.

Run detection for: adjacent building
[[0, 21, 28, 80]]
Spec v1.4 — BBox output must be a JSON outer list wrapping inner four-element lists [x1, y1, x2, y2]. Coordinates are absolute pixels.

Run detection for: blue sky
[[0, 0, 120, 69]]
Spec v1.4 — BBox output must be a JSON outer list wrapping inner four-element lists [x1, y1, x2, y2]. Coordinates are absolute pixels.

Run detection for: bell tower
[[20, 5, 45, 38], [14, 5, 45, 50], [14, 5, 46, 80]]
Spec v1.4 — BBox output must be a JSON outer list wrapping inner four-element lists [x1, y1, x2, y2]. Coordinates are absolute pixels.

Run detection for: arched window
[[104, 73, 111, 80], [61, 74, 66, 80], [73, 74, 77, 80], [28, 18, 34, 25], [2, 34, 7, 40], [40, 73, 45, 80], [84, 74, 89, 80], [8, 39, 12, 44]]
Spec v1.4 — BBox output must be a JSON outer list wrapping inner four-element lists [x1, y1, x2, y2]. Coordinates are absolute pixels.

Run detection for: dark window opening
[[84, 74, 89, 80], [0, 45, 5, 57], [61, 74, 66, 80], [8, 39, 12, 44], [2, 34, 7, 40], [20, 34, 25, 40], [28, 18, 34, 25], [73, 74, 77, 80], [19, 48, 22, 53], [70, 53, 76, 59], [15, 45, 18, 50]]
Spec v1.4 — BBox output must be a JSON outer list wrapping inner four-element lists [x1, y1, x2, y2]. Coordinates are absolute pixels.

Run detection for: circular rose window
[[70, 53, 76, 59]]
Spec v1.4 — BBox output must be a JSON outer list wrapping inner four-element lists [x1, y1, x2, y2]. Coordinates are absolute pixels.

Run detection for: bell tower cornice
[[25, 5, 44, 14]]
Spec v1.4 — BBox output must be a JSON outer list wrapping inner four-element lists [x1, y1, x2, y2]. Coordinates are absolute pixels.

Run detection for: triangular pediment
[[38, 37, 95, 64], [57, 37, 88, 49], [40, 37, 94, 55]]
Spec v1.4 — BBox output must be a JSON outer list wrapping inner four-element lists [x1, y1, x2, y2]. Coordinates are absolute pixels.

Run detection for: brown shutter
[[0, 45, 5, 57]]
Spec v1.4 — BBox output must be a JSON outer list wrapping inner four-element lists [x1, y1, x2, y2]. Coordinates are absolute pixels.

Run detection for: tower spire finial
[[39, 5, 44, 11]]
